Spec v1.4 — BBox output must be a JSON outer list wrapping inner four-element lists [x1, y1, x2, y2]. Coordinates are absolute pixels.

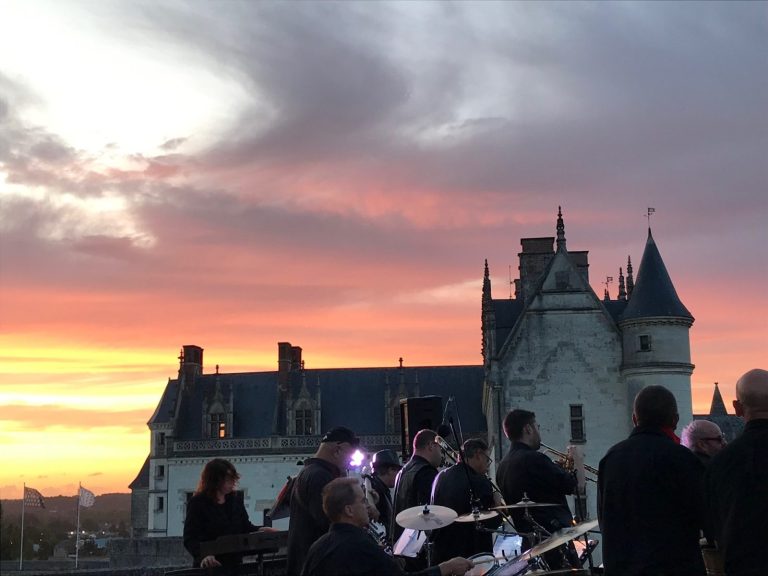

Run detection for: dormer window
[[639, 334, 652, 352], [295, 408, 313, 435], [209, 413, 227, 438]]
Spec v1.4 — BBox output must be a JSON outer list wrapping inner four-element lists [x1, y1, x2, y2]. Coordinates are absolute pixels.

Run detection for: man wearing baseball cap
[[286, 426, 360, 575], [364, 449, 402, 544]]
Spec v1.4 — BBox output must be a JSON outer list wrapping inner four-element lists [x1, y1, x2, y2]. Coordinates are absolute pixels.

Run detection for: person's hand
[[257, 526, 279, 532], [366, 503, 380, 522], [438, 556, 473, 576], [200, 555, 221, 568]]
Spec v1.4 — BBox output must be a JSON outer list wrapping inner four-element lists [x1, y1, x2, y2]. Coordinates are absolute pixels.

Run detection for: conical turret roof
[[622, 229, 693, 321], [709, 382, 728, 416]]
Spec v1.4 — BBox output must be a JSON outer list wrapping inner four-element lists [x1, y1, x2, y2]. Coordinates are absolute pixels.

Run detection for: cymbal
[[491, 498, 559, 510], [519, 519, 600, 560], [396, 505, 457, 531], [454, 510, 499, 523]]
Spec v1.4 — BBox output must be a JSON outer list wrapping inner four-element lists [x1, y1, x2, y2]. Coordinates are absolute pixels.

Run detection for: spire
[[626, 256, 635, 298], [482, 259, 492, 310], [709, 382, 728, 416], [618, 267, 627, 301], [556, 206, 566, 251], [621, 229, 693, 321]]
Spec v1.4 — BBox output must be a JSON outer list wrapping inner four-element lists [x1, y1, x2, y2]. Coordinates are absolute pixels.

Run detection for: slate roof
[[159, 365, 486, 441], [128, 455, 149, 490], [491, 299, 525, 355], [621, 229, 693, 321]]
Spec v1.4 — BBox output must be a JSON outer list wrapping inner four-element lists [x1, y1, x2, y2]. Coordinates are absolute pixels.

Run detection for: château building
[[131, 208, 704, 537]]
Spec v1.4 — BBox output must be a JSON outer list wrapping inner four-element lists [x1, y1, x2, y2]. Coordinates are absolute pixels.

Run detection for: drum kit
[[394, 494, 600, 576]]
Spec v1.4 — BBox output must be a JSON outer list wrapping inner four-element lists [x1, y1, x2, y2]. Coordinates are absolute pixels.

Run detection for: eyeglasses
[[703, 436, 725, 444]]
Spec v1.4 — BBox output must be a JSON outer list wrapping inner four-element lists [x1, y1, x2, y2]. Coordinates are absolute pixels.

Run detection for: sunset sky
[[1, 1, 765, 497]]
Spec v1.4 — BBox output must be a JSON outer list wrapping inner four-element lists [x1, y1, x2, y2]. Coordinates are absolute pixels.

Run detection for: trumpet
[[541, 442, 599, 479], [435, 435, 460, 464]]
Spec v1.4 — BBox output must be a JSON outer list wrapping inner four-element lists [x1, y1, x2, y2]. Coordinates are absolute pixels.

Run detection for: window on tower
[[570, 404, 585, 443], [639, 334, 652, 352]]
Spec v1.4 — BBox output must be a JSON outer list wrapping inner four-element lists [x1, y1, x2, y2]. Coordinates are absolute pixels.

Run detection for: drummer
[[302, 477, 473, 576], [496, 409, 579, 569], [430, 438, 503, 564]]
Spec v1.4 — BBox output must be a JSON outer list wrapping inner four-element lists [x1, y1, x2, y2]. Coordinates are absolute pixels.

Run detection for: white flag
[[79, 486, 96, 508]]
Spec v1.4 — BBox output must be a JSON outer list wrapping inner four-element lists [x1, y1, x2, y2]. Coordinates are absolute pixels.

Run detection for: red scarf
[[661, 426, 680, 444]]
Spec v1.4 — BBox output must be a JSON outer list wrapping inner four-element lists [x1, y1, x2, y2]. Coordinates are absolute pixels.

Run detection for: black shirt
[[301, 522, 441, 576], [598, 426, 706, 576], [430, 462, 501, 564], [286, 457, 343, 576], [496, 442, 576, 534], [183, 491, 259, 568], [705, 419, 768, 576], [391, 455, 438, 544]]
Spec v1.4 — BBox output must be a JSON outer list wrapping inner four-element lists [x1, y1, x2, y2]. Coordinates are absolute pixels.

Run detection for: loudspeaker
[[399, 396, 442, 457]]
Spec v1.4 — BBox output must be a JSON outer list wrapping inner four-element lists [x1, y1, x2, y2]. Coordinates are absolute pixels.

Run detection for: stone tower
[[619, 229, 695, 423]]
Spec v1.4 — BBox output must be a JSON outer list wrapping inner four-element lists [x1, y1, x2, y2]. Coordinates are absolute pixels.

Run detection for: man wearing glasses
[[302, 478, 472, 576], [431, 438, 502, 564], [681, 420, 727, 465]]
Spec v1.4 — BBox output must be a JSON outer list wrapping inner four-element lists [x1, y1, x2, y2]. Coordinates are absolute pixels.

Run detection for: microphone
[[437, 396, 454, 439]]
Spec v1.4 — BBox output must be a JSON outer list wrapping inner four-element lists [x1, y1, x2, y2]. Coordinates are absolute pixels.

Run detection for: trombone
[[540, 442, 599, 481], [435, 435, 460, 464]]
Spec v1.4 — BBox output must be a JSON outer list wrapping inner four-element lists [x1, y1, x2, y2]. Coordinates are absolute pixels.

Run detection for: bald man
[[705, 369, 768, 576], [681, 420, 727, 465]]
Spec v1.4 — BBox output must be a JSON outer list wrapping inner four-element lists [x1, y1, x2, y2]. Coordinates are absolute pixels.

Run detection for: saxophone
[[362, 470, 392, 553]]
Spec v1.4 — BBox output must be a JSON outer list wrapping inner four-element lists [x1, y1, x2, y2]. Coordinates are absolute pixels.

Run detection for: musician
[[391, 429, 443, 544], [364, 449, 402, 541], [430, 438, 502, 564], [598, 385, 706, 576], [705, 368, 768, 576], [681, 419, 727, 465], [183, 458, 273, 571], [301, 478, 473, 576], [495, 409, 577, 569], [286, 426, 360, 576]]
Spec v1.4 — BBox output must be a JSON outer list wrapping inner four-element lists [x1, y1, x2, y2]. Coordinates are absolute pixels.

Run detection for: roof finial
[[645, 207, 655, 233], [556, 206, 566, 251], [626, 256, 635, 298], [603, 276, 613, 301], [618, 267, 627, 301]]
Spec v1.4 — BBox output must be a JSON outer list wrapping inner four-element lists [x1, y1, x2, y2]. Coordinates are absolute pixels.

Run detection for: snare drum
[[524, 570, 591, 575], [467, 553, 498, 576]]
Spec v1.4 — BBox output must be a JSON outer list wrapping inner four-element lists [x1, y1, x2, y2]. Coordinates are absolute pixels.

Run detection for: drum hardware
[[395, 503, 457, 568], [455, 509, 500, 523], [517, 519, 599, 563], [395, 504, 457, 531]]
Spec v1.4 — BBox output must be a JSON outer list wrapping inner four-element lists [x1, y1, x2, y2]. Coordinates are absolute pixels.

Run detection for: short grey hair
[[680, 420, 720, 449]]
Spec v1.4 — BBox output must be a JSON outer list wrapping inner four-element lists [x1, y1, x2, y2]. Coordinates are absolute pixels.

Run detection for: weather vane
[[645, 207, 656, 228]]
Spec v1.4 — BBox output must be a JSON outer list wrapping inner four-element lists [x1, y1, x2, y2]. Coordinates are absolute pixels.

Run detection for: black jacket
[[496, 442, 576, 534], [301, 523, 441, 576], [391, 455, 438, 543], [430, 462, 501, 564], [598, 426, 706, 576], [286, 457, 343, 576], [705, 419, 768, 576], [183, 491, 259, 568]]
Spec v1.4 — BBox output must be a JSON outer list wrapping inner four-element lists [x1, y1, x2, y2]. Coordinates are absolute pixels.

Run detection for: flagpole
[[19, 483, 25, 571], [75, 483, 81, 570]]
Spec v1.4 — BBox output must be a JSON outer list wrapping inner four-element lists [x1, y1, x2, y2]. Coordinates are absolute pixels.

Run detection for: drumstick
[[471, 555, 508, 566]]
